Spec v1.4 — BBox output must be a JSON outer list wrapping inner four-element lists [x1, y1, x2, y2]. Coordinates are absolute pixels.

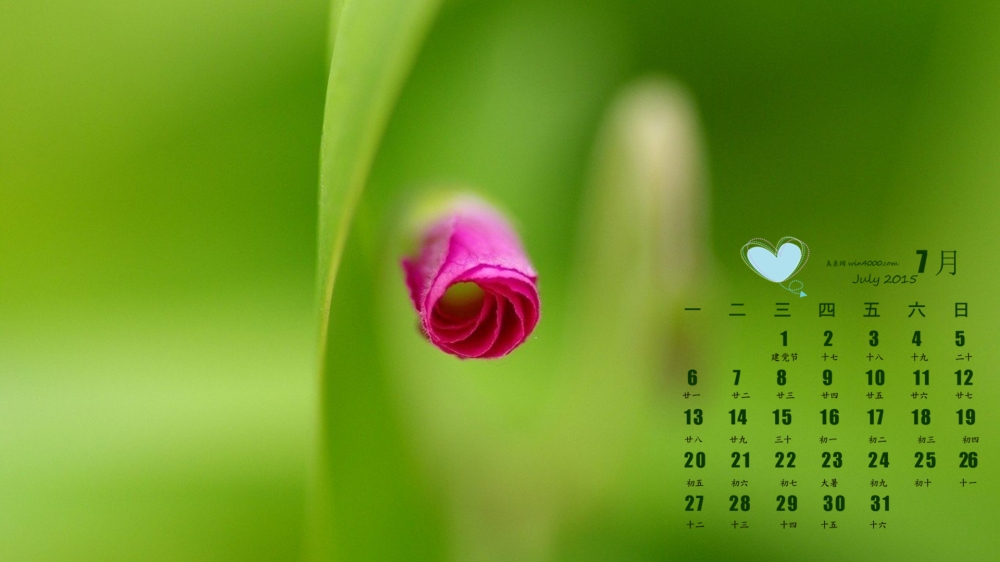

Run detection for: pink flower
[[402, 196, 540, 359]]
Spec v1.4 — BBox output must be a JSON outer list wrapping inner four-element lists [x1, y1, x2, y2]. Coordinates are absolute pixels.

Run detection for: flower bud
[[401, 195, 539, 359]]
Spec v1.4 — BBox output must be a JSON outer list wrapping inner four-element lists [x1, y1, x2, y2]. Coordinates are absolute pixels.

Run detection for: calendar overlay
[[670, 245, 995, 538]]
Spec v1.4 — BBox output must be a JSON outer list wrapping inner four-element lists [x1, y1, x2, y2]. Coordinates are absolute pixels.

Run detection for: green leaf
[[311, 1, 445, 560], [317, 0, 441, 325]]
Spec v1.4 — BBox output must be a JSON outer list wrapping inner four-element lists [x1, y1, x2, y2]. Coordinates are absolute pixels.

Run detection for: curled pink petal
[[401, 196, 540, 359]]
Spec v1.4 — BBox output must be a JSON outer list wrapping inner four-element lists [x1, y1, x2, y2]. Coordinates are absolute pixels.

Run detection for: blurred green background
[[1, 0, 326, 559], [3, 0, 999, 560]]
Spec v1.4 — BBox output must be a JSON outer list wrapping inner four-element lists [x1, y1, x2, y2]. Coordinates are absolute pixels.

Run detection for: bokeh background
[[1, 0, 326, 559], [3, 0, 999, 560]]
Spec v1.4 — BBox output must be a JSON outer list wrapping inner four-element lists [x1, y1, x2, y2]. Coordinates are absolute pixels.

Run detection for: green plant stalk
[[311, 0, 444, 560]]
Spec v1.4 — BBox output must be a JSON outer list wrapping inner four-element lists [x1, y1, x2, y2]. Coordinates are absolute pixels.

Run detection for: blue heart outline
[[740, 236, 810, 283]]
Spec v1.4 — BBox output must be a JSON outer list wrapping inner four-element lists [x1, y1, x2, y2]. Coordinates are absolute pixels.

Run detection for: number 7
[[733, 369, 741, 385]]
